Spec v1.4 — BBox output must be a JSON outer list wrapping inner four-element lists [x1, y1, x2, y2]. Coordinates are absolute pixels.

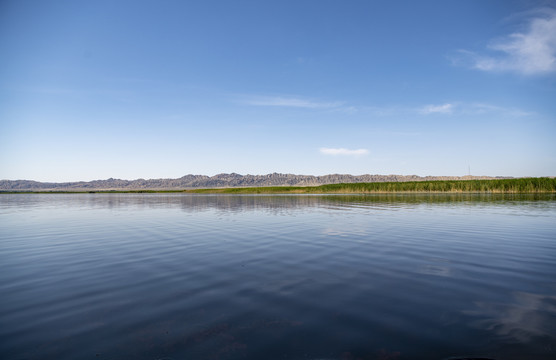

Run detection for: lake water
[[1, 194, 555, 360]]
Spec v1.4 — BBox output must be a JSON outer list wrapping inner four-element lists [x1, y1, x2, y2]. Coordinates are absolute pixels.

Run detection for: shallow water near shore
[[1, 193, 555, 360]]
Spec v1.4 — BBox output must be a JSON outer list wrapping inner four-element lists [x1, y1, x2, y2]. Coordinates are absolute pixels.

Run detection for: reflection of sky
[[417, 260, 452, 277], [466, 292, 556, 342], [322, 227, 369, 237]]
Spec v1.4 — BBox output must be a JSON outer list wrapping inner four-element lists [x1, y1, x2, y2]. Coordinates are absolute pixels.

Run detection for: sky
[[1, 0, 555, 182]]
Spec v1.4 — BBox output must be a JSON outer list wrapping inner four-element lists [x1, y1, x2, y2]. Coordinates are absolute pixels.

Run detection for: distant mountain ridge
[[0, 173, 511, 191]]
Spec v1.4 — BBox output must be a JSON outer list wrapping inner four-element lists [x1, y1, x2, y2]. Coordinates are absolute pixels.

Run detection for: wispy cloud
[[452, 9, 556, 75], [463, 103, 535, 117], [238, 95, 344, 109], [320, 148, 369, 156], [419, 103, 454, 114], [416, 102, 534, 117], [237, 94, 533, 118]]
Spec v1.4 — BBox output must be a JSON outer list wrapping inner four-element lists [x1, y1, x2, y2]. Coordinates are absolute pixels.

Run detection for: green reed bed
[[190, 177, 556, 194]]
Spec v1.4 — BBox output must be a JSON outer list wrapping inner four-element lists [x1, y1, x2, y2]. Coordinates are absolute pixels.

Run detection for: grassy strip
[[1, 178, 555, 194], [189, 178, 556, 194]]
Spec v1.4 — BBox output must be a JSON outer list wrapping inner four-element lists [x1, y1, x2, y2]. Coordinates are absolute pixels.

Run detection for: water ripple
[[1, 194, 555, 360]]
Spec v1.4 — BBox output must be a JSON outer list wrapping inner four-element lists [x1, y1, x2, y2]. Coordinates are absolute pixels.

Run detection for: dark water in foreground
[[1, 194, 555, 360]]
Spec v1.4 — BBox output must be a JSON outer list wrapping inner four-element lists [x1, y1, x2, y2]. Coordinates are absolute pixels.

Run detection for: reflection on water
[[467, 291, 556, 342], [1, 192, 554, 212], [0, 194, 555, 360]]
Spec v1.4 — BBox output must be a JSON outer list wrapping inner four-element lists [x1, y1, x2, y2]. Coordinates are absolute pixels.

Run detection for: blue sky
[[1, 0, 555, 181]]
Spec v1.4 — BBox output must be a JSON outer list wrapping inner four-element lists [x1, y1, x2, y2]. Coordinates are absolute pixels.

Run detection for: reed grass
[[190, 178, 556, 194]]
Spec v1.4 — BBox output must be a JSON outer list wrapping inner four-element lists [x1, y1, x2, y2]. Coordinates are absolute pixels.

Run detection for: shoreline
[[1, 178, 555, 194]]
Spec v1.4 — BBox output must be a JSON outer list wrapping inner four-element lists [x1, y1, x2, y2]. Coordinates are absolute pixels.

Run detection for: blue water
[[1, 194, 555, 360]]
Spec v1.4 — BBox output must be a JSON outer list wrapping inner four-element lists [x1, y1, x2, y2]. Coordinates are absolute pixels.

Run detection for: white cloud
[[419, 103, 454, 114], [320, 148, 369, 156], [240, 95, 343, 109], [454, 9, 556, 75]]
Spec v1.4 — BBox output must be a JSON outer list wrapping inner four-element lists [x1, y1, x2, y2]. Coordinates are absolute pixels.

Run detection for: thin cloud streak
[[420, 103, 454, 114], [320, 148, 369, 156], [239, 95, 344, 109], [237, 94, 532, 118], [464, 103, 535, 117], [453, 9, 556, 75]]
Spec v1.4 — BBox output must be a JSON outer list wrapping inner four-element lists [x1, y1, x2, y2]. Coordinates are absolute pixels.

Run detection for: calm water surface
[[1, 194, 555, 360]]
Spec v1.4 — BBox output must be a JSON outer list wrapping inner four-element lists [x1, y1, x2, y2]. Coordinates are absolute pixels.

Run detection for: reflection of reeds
[[191, 178, 556, 194]]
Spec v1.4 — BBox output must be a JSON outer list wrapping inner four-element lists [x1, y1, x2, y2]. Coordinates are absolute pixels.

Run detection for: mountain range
[[0, 173, 510, 191]]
